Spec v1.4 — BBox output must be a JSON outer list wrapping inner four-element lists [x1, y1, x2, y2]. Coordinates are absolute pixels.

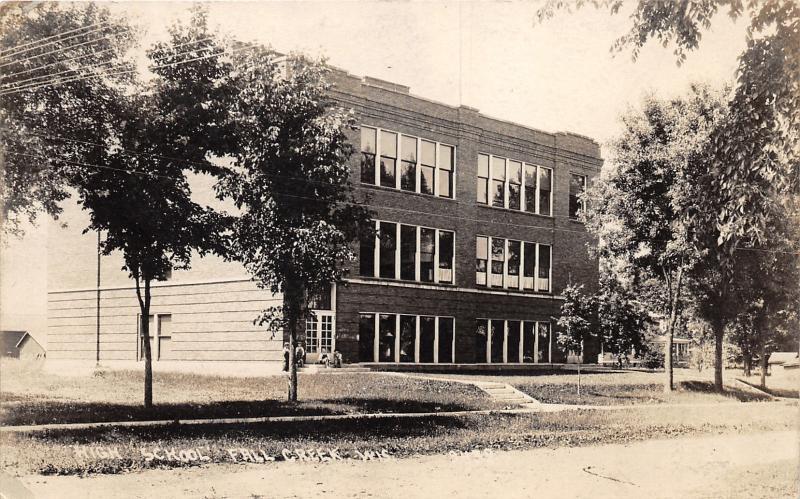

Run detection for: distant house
[[768, 352, 799, 370], [0, 331, 45, 360]]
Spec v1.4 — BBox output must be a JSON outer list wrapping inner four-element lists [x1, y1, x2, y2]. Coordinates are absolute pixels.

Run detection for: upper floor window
[[360, 126, 455, 198], [476, 235, 551, 292], [478, 153, 552, 216], [569, 173, 587, 219], [360, 220, 455, 284]]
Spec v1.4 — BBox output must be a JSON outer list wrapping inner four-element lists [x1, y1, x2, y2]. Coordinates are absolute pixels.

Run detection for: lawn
[[421, 370, 774, 405], [0, 361, 498, 426], [736, 369, 799, 399], [1, 401, 795, 475]]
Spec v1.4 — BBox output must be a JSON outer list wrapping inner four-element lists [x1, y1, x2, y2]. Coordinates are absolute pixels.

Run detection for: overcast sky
[[1, 1, 748, 334]]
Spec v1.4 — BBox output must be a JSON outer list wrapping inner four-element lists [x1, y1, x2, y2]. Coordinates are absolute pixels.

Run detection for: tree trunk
[[759, 341, 767, 389], [577, 361, 582, 400], [663, 267, 683, 393], [135, 274, 153, 409], [287, 316, 297, 402], [713, 318, 724, 392], [743, 354, 751, 377], [284, 275, 305, 403]]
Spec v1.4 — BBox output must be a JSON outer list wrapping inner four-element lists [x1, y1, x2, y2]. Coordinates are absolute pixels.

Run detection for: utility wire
[[0, 27, 129, 69], [0, 20, 113, 58]]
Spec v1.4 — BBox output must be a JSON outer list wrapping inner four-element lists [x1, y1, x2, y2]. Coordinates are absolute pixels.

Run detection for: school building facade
[[46, 68, 602, 372]]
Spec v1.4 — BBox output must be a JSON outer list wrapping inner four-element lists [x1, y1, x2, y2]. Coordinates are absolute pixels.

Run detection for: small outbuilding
[[1, 331, 45, 360]]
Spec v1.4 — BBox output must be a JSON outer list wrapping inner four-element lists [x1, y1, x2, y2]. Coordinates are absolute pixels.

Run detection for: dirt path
[[11, 430, 798, 499]]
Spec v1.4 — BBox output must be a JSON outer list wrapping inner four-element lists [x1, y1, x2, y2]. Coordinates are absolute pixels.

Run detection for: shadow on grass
[[0, 397, 480, 427], [735, 379, 799, 399], [678, 381, 772, 402]]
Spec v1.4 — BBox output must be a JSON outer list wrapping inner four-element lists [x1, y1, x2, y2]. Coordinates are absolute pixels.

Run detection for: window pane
[[438, 231, 454, 284], [475, 320, 488, 363], [538, 244, 551, 292], [439, 145, 453, 171], [400, 225, 416, 280], [438, 169, 452, 198], [359, 229, 375, 277], [378, 314, 396, 362], [538, 322, 551, 362], [539, 167, 552, 216], [361, 127, 376, 154], [421, 140, 436, 166], [491, 238, 504, 287], [306, 317, 319, 353], [399, 315, 416, 362], [524, 165, 537, 213], [522, 321, 536, 363], [308, 283, 332, 310], [421, 165, 435, 195], [491, 156, 506, 180], [508, 240, 521, 289], [420, 228, 436, 282], [380, 157, 396, 188], [380, 130, 397, 157], [523, 242, 535, 290], [359, 314, 375, 362], [400, 160, 416, 191], [438, 317, 454, 363], [320, 316, 333, 354], [477, 178, 488, 204], [508, 161, 521, 183], [478, 154, 489, 178], [379, 222, 397, 279], [492, 180, 505, 208], [476, 236, 488, 285], [507, 320, 520, 363], [401, 135, 417, 162], [569, 173, 586, 219], [490, 319, 504, 363], [508, 182, 520, 210], [420, 316, 435, 363], [361, 154, 375, 184]]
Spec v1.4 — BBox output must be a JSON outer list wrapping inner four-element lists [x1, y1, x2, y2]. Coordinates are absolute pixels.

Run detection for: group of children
[[282, 343, 342, 371]]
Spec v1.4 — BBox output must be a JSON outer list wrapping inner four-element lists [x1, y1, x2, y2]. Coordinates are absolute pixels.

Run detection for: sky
[[0, 1, 749, 337]]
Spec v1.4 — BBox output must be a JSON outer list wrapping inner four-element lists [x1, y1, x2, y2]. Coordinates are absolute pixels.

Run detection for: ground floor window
[[358, 313, 455, 363], [306, 313, 335, 355], [138, 313, 173, 361], [475, 318, 552, 363]]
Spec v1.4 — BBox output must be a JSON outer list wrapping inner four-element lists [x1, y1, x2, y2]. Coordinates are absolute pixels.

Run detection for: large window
[[361, 220, 455, 285], [569, 173, 587, 219], [478, 153, 552, 216], [476, 236, 551, 292], [361, 126, 455, 198], [139, 313, 172, 361], [359, 313, 455, 363], [476, 319, 552, 363]]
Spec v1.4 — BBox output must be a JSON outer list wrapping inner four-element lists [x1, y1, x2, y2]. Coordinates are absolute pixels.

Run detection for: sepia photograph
[[0, 1, 798, 497]]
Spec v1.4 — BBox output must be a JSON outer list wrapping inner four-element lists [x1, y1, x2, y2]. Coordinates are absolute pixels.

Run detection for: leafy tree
[[218, 49, 373, 402], [0, 3, 135, 237], [538, 0, 800, 392], [556, 284, 598, 397], [583, 85, 727, 391], [596, 277, 649, 367]]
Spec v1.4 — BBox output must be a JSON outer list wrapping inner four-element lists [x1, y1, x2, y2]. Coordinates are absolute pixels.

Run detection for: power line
[[0, 20, 113, 58], [5, 151, 174, 180], [0, 27, 129, 70]]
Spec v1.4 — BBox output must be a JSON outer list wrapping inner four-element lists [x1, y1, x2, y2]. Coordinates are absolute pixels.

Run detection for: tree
[[218, 49, 372, 402], [556, 284, 597, 398], [0, 3, 135, 237], [583, 85, 727, 391], [596, 276, 649, 367], [538, 0, 800, 392]]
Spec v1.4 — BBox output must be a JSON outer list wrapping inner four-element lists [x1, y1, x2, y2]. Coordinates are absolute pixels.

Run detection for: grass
[[0, 362, 499, 426], [1, 401, 795, 475], [736, 370, 799, 399], [420, 370, 774, 405]]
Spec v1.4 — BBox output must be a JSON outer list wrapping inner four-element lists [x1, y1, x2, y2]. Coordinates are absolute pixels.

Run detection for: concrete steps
[[473, 382, 540, 407]]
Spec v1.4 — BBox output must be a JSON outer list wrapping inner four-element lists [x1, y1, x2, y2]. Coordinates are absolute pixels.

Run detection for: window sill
[[358, 182, 458, 202], [476, 202, 554, 220], [354, 276, 458, 287], [476, 284, 552, 295]]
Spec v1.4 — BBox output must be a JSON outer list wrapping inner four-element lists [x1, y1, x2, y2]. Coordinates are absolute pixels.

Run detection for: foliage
[[556, 284, 597, 356], [642, 349, 665, 369], [0, 2, 136, 237], [596, 277, 649, 361]]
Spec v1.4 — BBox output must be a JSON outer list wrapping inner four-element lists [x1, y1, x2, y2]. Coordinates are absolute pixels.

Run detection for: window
[[400, 225, 417, 280], [491, 156, 506, 208], [476, 236, 488, 285], [539, 167, 552, 216], [507, 240, 521, 289], [307, 314, 334, 355], [475, 320, 488, 363], [139, 313, 172, 361], [399, 315, 416, 362], [524, 164, 537, 213], [308, 283, 332, 310], [362, 313, 454, 363], [306, 317, 319, 353], [490, 319, 504, 363], [358, 313, 375, 361], [420, 140, 436, 195], [438, 230, 454, 284], [380, 131, 397, 188], [537, 244, 551, 292], [476, 236, 552, 293], [378, 313, 396, 362], [477, 154, 489, 204], [378, 221, 397, 279], [478, 318, 552, 364], [359, 229, 375, 277], [569, 173, 586, 219], [360, 126, 455, 198], [400, 135, 417, 192], [320, 316, 334, 354], [507, 320, 521, 363], [438, 145, 454, 198], [420, 228, 435, 282], [490, 238, 505, 287], [537, 322, 551, 362], [508, 161, 522, 210], [361, 127, 376, 184], [522, 321, 536, 363]]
